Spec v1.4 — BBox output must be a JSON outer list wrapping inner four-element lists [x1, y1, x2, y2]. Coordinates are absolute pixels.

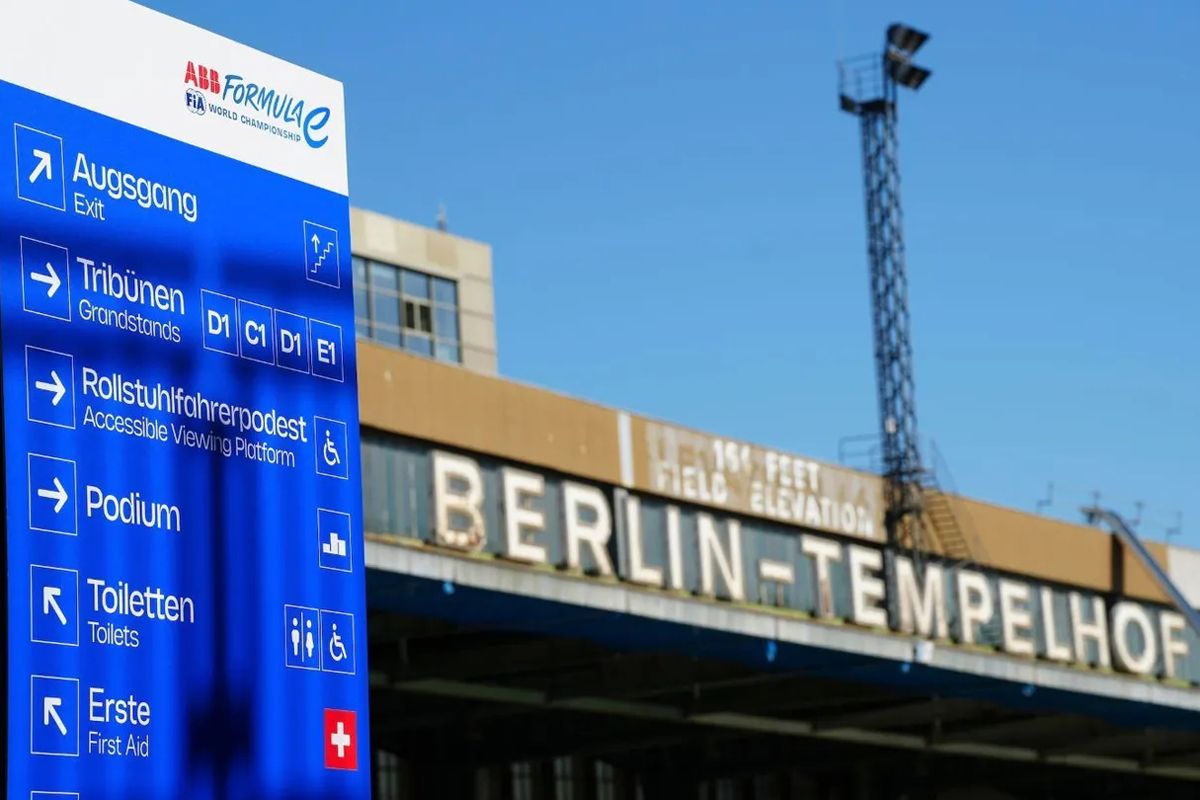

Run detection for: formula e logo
[[180, 58, 333, 150], [185, 89, 207, 115], [184, 62, 222, 94]]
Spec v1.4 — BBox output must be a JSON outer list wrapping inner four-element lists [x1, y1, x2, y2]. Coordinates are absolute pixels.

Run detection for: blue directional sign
[[2, 2, 368, 797]]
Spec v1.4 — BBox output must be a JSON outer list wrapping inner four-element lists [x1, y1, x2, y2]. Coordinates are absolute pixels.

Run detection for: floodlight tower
[[839, 24, 932, 553]]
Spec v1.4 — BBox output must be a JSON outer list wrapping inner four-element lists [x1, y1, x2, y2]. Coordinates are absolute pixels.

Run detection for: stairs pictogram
[[311, 240, 335, 274]]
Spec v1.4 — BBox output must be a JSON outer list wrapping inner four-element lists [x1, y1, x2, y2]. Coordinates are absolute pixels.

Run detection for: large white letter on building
[[501, 467, 549, 564], [895, 557, 948, 639], [956, 570, 994, 645], [1160, 611, 1190, 680], [802, 535, 842, 617], [562, 482, 614, 576], [431, 451, 486, 551], [698, 514, 745, 601], [998, 579, 1035, 657], [1110, 601, 1156, 676], [1040, 587, 1073, 662], [1069, 593, 1111, 669], [847, 545, 887, 628], [623, 495, 664, 587]]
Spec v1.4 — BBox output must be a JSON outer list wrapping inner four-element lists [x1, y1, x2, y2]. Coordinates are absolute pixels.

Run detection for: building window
[[374, 750, 401, 800], [753, 774, 781, 800], [554, 756, 574, 800], [511, 762, 534, 800], [352, 256, 461, 364], [595, 761, 615, 800]]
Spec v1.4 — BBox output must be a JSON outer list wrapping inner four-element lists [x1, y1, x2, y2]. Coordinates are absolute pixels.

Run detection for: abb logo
[[184, 61, 222, 94]]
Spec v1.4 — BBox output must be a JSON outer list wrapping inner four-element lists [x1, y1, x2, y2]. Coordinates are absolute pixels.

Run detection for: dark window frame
[[353, 257, 462, 365]]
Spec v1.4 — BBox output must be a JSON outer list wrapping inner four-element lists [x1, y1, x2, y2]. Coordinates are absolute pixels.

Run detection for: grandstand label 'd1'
[[0, 1, 370, 797]]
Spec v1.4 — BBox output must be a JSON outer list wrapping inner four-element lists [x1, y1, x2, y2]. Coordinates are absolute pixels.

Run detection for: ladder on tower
[[920, 440, 986, 566]]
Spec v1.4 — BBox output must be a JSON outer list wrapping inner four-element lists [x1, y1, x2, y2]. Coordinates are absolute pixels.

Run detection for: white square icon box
[[14, 124, 66, 211], [32, 792, 80, 800], [318, 508, 353, 573], [284, 604, 321, 671], [314, 416, 349, 480], [284, 605, 356, 675], [238, 298, 275, 365], [30, 674, 79, 757], [25, 346, 75, 429], [274, 309, 310, 374], [309, 318, 344, 383], [201, 289, 240, 357], [30, 564, 79, 647], [304, 221, 340, 288], [28, 453, 77, 536], [320, 610, 355, 675], [20, 236, 71, 322]]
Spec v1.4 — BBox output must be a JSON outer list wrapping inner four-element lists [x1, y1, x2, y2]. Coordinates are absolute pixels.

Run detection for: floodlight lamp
[[887, 58, 931, 91], [887, 23, 929, 55]]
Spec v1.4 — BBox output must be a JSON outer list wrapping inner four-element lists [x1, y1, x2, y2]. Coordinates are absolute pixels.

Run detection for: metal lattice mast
[[840, 25, 932, 552]]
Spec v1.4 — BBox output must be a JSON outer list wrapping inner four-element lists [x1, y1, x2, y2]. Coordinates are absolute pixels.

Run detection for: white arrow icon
[[34, 370, 66, 406], [31, 261, 61, 298], [29, 148, 53, 183], [37, 477, 69, 513], [43, 585, 68, 625], [43, 696, 67, 736], [311, 233, 320, 252]]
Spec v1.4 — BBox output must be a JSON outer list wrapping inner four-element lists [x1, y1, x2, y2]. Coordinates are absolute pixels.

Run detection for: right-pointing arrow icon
[[29, 148, 52, 183], [43, 585, 68, 625], [43, 696, 67, 736], [34, 370, 66, 407], [37, 477, 69, 513], [30, 261, 61, 298]]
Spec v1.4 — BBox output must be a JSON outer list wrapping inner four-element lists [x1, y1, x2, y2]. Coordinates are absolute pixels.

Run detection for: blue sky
[[143, 1, 1200, 545]]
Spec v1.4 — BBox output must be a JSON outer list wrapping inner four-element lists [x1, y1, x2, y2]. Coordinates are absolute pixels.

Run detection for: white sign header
[[0, 0, 349, 195]]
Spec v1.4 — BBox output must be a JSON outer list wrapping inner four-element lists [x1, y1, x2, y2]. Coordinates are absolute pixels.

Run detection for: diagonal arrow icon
[[34, 370, 66, 406], [37, 477, 69, 513], [43, 585, 68, 625], [29, 148, 52, 183], [31, 261, 62, 298], [43, 696, 67, 736]]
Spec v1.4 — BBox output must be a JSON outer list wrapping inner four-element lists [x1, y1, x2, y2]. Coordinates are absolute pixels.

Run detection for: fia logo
[[185, 88, 207, 116]]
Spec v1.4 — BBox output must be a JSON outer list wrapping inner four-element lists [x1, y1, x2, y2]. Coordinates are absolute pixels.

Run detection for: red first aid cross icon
[[324, 708, 358, 770]]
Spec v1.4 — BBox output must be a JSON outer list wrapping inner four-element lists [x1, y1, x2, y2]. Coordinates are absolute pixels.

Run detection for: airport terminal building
[[351, 209, 1200, 799]]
